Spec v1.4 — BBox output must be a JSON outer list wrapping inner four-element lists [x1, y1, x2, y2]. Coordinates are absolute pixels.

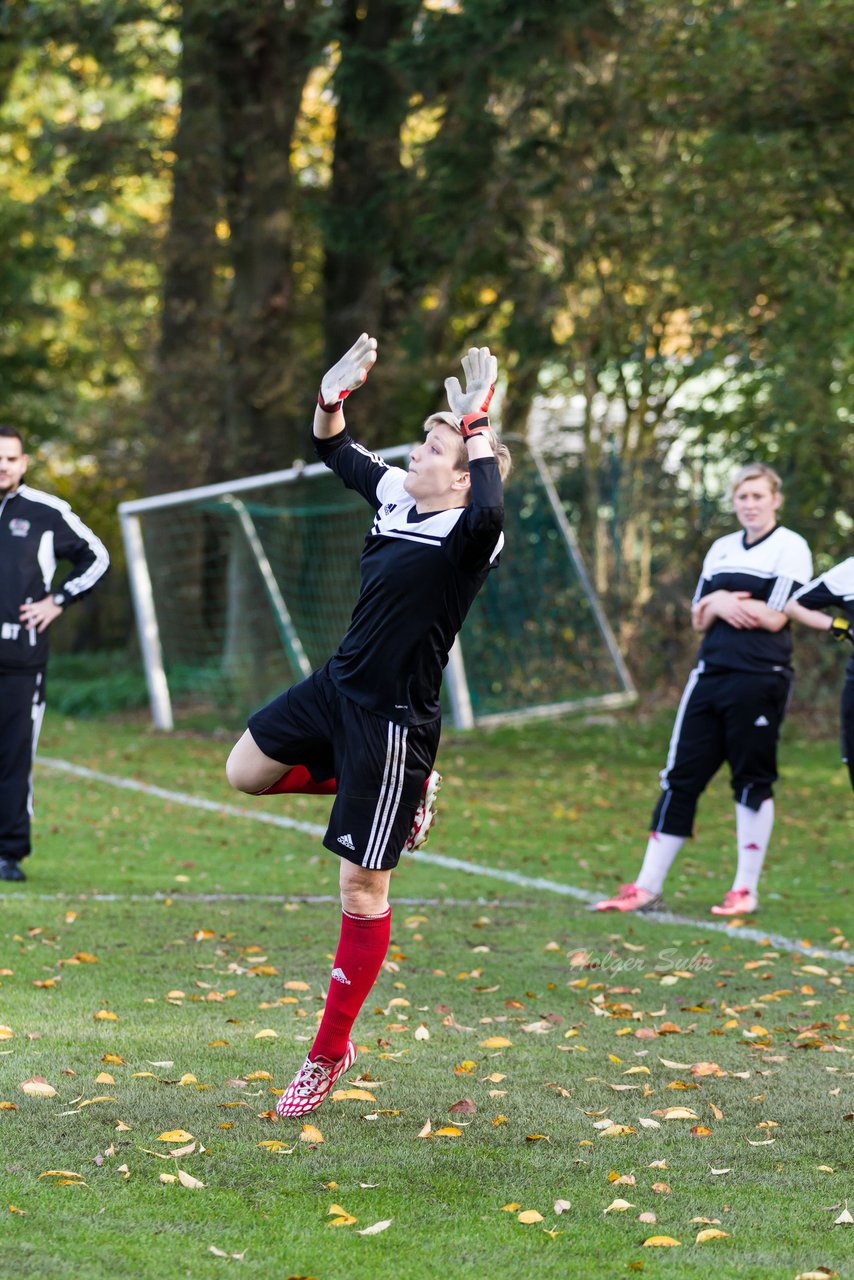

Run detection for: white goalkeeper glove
[[444, 346, 498, 422], [318, 333, 378, 412]]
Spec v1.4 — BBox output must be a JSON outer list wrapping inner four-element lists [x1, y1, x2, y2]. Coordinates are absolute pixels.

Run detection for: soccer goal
[[119, 438, 635, 730]]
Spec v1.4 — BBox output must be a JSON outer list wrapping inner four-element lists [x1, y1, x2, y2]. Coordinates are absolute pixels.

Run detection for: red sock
[[255, 765, 337, 796], [310, 907, 391, 1063]]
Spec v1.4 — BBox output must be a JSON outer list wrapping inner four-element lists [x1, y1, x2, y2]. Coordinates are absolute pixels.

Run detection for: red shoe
[[593, 882, 664, 913], [710, 887, 758, 916], [404, 770, 442, 852], [276, 1040, 357, 1118]]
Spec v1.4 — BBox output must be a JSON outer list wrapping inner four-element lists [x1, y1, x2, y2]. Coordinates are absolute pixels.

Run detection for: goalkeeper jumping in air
[[226, 334, 511, 1117]]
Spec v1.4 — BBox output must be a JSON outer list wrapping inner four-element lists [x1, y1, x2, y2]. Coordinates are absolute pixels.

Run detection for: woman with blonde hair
[[595, 462, 812, 917]]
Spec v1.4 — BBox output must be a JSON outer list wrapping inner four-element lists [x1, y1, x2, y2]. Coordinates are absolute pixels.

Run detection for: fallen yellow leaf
[[300, 1124, 324, 1144], [517, 1210, 544, 1224], [157, 1130, 194, 1143], [696, 1228, 730, 1242], [327, 1203, 357, 1227], [479, 1036, 513, 1049], [643, 1236, 681, 1247]]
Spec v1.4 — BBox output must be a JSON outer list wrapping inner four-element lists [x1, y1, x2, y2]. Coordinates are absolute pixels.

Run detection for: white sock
[[733, 800, 774, 895], [635, 832, 685, 896]]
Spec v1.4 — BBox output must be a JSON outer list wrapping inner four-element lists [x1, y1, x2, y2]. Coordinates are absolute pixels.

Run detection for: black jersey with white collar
[[793, 557, 854, 677], [316, 430, 504, 725], [693, 524, 812, 673]]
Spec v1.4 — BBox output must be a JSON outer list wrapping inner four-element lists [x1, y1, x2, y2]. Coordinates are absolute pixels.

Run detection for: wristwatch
[[52, 592, 66, 608]]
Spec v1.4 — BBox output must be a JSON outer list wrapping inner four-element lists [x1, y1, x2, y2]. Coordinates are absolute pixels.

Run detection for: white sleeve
[[767, 533, 813, 612]]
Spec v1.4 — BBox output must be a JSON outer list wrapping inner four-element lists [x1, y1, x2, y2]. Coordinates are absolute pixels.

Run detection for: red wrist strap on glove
[[317, 388, 352, 414], [460, 412, 490, 439], [479, 382, 496, 413]]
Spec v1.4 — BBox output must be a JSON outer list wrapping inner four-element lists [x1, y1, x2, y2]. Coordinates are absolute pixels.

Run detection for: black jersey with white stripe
[[793, 557, 854, 677], [0, 484, 110, 671], [693, 524, 812, 673], [316, 431, 504, 725]]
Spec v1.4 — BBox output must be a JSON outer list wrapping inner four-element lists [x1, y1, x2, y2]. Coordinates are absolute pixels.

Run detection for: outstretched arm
[[313, 333, 377, 440], [785, 597, 853, 643]]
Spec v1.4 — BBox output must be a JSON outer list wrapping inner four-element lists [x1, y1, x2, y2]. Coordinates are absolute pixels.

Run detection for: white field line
[[35, 756, 852, 963], [0, 891, 519, 907]]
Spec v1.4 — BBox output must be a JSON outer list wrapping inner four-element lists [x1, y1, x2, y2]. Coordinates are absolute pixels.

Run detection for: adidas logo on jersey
[[330, 967, 351, 985], [337, 833, 356, 850], [754, 715, 770, 726]]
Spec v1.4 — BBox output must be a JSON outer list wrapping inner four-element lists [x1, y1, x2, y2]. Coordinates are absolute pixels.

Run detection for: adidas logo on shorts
[[754, 715, 770, 727], [337, 833, 356, 850], [330, 967, 351, 985]]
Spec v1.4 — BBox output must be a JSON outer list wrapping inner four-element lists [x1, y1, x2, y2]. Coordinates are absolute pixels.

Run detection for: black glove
[[829, 616, 854, 645]]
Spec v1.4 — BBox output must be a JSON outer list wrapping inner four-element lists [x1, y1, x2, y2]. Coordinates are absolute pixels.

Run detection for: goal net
[[119, 438, 635, 730]]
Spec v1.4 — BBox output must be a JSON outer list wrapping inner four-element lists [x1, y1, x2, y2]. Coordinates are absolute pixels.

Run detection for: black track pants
[[0, 668, 46, 861], [651, 667, 792, 838]]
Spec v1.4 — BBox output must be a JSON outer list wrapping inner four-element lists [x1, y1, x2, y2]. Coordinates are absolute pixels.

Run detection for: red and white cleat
[[593, 882, 665, 913], [709, 887, 758, 916], [276, 1040, 357, 1118], [404, 770, 442, 852]]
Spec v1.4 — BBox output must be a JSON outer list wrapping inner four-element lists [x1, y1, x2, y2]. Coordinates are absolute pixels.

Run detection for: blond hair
[[729, 462, 783, 502], [423, 412, 513, 484]]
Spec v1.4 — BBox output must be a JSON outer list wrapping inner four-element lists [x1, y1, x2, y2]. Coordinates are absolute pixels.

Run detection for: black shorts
[[248, 664, 441, 871]]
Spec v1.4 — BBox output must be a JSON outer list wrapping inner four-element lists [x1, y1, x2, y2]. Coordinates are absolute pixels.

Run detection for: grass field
[[1, 708, 852, 1280]]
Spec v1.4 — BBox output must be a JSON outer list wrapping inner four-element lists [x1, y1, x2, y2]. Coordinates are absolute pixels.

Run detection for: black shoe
[[0, 859, 26, 882]]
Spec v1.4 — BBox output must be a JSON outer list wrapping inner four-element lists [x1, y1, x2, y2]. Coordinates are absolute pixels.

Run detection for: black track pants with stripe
[[651, 667, 792, 838], [0, 668, 46, 861]]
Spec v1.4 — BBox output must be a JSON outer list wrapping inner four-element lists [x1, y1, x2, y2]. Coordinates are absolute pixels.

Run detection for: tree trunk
[[213, 0, 320, 474]]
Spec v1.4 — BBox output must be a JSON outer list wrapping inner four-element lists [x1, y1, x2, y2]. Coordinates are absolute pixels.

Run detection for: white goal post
[[119, 440, 635, 731]]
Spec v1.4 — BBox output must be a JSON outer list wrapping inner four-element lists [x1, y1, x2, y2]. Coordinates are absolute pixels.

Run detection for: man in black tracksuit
[[0, 426, 110, 881]]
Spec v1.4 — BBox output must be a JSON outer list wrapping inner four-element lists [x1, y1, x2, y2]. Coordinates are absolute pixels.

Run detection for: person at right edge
[[785, 557, 854, 791], [595, 463, 812, 917]]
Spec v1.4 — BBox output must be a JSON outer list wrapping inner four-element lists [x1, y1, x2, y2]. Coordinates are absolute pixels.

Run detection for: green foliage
[[1, 0, 850, 683]]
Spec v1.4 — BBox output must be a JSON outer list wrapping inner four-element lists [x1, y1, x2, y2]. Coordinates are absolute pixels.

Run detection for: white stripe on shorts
[[362, 721, 408, 869]]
